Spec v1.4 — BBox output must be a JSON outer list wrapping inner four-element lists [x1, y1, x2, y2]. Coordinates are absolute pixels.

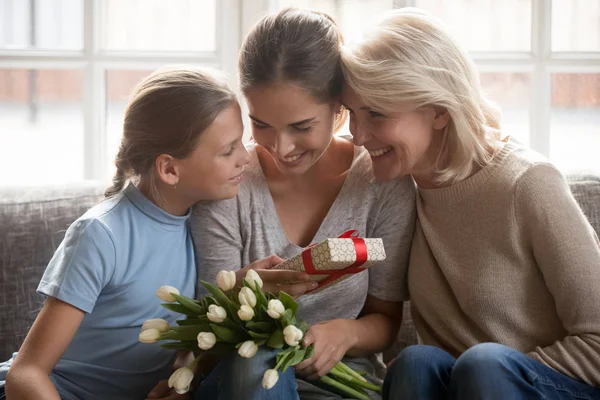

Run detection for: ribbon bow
[[302, 230, 368, 291]]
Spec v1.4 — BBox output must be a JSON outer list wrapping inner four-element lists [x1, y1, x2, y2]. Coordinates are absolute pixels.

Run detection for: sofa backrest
[[0, 183, 104, 360], [0, 175, 599, 360]]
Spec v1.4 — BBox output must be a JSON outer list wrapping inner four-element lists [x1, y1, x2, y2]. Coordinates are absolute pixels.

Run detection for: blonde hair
[[105, 66, 236, 198], [239, 8, 347, 132], [341, 8, 502, 184]]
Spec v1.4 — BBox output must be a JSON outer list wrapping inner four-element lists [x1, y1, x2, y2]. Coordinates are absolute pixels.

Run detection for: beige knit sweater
[[408, 141, 600, 386]]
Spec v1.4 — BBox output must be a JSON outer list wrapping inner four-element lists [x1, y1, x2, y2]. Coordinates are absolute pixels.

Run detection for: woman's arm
[[296, 295, 403, 378], [6, 298, 85, 400], [297, 177, 416, 378], [517, 163, 600, 386]]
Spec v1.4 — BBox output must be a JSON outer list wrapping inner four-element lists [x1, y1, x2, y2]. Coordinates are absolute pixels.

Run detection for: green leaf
[[161, 303, 197, 316], [175, 320, 212, 331], [171, 293, 206, 315], [160, 341, 199, 351], [280, 309, 294, 327], [255, 339, 268, 346], [201, 281, 239, 322], [160, 326, 203, 341], [210, 324, 246, 343], [281, 348, 306, 372], [277, 351, 297, 373], [245, 321, 272, 333], [297, 320, 308, 334], [248, 331, 271, 340], [210, 342, 235, 355], [304, 344, 315, 360], [279, 291, 298, 316], [267, 329, 284, 349]]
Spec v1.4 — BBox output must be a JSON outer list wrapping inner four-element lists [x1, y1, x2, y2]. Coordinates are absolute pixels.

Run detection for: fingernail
[[311, 282, 318, 288]]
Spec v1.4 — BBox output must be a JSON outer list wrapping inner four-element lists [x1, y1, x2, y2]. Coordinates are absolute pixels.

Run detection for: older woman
[[340, 7, 600, 400]]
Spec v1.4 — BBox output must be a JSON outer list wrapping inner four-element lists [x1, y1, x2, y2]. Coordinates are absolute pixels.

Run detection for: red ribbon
[[302, 230, 369, 291]]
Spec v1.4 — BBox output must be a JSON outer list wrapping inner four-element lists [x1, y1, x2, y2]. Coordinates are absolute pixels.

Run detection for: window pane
[[0, 69, 84, 184], [0, 0, 83, 50], [550, 73, 600, 173], [552, 0, 600, 52], [480, 72, 531, 146], [274, 0, 394, 43], [105, 70, 154, 177], [415, 0, 532, 52], [102, 0, 217, 52]]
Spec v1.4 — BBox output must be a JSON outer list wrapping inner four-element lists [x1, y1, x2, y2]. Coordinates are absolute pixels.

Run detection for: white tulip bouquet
[[140, 269, 381, 399]]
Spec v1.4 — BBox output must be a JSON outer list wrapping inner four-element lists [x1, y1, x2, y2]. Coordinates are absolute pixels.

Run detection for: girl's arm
[[6, 298, 85, 400]]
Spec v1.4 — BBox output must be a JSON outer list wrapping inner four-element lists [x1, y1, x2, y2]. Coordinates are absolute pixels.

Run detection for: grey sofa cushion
[[0, 183, 104, 360]]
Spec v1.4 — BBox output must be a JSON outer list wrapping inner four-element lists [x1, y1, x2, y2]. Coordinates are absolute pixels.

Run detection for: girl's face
[[245, 81, 339, 176], [341, 84, 449, 181], [176, 102, 250, 201]]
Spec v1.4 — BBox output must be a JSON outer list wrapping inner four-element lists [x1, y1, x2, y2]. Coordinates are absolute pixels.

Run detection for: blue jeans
[[193, 348, 299, 400], [383, 343, 600, 400]]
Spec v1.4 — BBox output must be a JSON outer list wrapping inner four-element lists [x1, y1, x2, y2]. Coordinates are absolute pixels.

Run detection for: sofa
[[1, 175, 599, 361]]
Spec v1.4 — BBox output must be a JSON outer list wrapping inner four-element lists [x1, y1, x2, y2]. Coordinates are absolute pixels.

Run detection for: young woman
[[341, 8, 600, 400], [190, 8, 416, 400]]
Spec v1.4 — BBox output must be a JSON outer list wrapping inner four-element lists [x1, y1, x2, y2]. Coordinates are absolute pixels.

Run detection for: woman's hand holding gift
[[235, 255, 318, 297], [295, 319, 356, 380]]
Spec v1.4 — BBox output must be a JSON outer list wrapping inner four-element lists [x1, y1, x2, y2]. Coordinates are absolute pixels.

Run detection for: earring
[[173, 183, 177, 190]]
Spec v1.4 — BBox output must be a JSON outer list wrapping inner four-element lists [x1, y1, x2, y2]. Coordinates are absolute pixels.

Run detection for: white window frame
[[393, 0, 600, 159], [1, 0, 599, 181], [0, 0, 241, 181]]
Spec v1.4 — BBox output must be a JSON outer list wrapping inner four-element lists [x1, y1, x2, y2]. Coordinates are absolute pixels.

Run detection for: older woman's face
[[341, 84, 448, 181]]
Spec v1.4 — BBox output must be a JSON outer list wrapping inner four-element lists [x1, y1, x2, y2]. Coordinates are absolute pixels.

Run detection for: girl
[[341, 8, 600, 400], [191, 8, 416, 400], [4, 66, 255, 400]]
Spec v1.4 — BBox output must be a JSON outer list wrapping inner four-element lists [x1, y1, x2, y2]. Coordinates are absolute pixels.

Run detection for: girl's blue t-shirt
[[37, 183, 196, 400]]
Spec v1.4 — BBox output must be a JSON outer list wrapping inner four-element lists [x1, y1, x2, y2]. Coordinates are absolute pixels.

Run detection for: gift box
[[274, 231, 386, 293]]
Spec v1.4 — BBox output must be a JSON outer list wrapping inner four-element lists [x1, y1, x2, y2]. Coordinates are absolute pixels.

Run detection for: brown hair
[[104, 66, 236, 198], [239, 8, 346, 131]]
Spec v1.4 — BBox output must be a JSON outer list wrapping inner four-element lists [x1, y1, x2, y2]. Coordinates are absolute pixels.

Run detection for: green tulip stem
[[319, 375, 370, 400], [328, 368, 381, 392], [337, 362, 368, 383]]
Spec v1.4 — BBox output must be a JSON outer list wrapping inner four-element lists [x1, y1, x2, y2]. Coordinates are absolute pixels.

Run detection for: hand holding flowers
[[140, 270, 380, 399]]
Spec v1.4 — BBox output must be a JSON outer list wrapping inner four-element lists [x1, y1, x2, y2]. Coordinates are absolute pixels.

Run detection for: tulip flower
[[267, 299, 285, 319], [244, 269, 263, 290], [139, 328, 161, 344], [238, 340, 259, 358], [168, 367, 194, 394], [156, 285, 180, 302], [238, 287, 257, 307], [238, 304, 255, 321], [141, 318, 169, 333], [216, 270, 236, 291], [207, 304, 227, 323], [197, 332, 216, 350], [283, 325, 303, 347], [262, 369, 279, 389]]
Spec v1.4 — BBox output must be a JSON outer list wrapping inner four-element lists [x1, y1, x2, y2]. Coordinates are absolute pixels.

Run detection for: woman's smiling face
[[245, 81, 339, 176]]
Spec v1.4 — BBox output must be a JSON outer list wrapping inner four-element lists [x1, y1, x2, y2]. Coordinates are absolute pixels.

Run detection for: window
[[1, 0, 599, 185], [0, 0, 237, 184], [273, 0, 600, 174]]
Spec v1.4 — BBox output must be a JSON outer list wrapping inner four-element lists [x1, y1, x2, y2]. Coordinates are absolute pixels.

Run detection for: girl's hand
[[295, 319, 357, 380], [236, 255, 318, 297]]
